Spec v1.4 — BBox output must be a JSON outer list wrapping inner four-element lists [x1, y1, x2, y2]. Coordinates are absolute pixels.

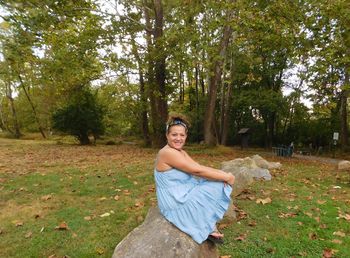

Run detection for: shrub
[[52, 89, 104, 145]]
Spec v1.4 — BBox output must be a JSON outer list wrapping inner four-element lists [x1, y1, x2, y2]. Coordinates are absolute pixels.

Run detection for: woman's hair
[[166, 113, 190, 133]]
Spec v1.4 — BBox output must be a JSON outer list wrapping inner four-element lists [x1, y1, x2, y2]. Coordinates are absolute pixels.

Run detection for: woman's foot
[[207, 231, 224, 244]]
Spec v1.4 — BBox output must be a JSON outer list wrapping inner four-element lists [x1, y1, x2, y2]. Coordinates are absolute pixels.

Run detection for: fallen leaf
[[304, 212, 313, 218], [266, 247, 275, 254], [55, 222, 69, 230], [220, 256, 231, 258], [256, 197, 272, 205], [40, 227, 45, 233], [99, 197, 107, 201], [15, 221, 23, 227], [309, 232, 317, 240], [278, 212, 297, 218], [24, 231, 32, 238], [137, 215, 144, 223], [322, 248, 336, 258], [314, 217, 321, 223], [100, 212, 110, 217], [319, 224, 328, 229], [317, 200, 326, 205], [297, 222, 303, 226], [114, 195, 120, 201], [84, 216, 92, 221], [41, 194, 52, 201], [333, 231, 345, 237], [338, 213, 350, 221], [96, 248, 104, 255], [331, 239, 342, 244], [135, 201, 144, 208], [248, 221, 257, 227], [123, 189, 131, 195], [234, 233, 247, 241]]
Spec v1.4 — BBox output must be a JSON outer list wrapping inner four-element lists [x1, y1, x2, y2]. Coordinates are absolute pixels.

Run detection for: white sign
[[333, 132, 339, 140]]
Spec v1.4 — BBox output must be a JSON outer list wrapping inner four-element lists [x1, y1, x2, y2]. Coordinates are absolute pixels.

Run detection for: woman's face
[[166, 125, 187, 150]]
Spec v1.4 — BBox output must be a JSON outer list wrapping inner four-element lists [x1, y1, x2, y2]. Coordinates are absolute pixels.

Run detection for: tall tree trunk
[[153, 0, 168, 130], [220, 79, 233, 145], [204, 8, 234, 145], [143, 0, 168, 147], [340, 68, 349, 148], [130, 35, 151, 146], [0, 99, 8, 132], [5, 83, 21, 138], [17, 75, 46, 138]]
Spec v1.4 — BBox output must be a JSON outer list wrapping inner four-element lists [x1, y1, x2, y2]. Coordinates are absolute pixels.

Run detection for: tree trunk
[[17, 75, 46, 138], [153, 0, 168, 130], [143, 0, 168, 147], [130, 35, 151, 146], [220, 82, 233, 146], [204, 8, 234, 145], [340, 68, 349, 148], [5, 83, 21, 138]]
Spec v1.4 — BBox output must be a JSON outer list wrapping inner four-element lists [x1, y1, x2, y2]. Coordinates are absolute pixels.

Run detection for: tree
[[52, 89, 104, 145]]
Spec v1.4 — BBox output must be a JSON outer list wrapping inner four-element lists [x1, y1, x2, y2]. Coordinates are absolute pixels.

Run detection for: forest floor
[[0, 137, 349, 257]]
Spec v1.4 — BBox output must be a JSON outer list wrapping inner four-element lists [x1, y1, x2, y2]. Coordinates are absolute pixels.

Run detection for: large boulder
[[338, 160, 350, 170], [112, 207, 219, 258], [221, 164, 254, 197]]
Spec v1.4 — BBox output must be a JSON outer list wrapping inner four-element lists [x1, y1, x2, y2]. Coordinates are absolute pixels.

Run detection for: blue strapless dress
[[154, 168, 232, 244]]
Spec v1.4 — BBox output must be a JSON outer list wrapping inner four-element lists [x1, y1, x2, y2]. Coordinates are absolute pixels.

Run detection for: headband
[[166, 119, 188, 132]]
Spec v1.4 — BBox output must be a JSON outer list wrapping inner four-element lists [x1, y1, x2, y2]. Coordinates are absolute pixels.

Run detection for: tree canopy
[[0, 0, 349, 148]]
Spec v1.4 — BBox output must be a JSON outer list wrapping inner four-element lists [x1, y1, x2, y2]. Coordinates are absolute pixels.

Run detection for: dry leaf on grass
[[309, 232, 317, 240], [256, 197, 272, 205], [234, 233, 247, 241], [24, 231, 32, 238], [333, 231, 345, 237], [338, 213, 350, 221], [55, 222, 69, 230], [114, 195, 120, 201], [248, 221, 257, 227], [278, 212, 297, 218], [41, 194, 52, 201], [100, 212, 110, 217], [220, 256, 231, 258], [331, 239, 342, 244], [323, 248, 338, 258]]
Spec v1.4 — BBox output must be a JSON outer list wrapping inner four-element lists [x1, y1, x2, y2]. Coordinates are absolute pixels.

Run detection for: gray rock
[[112, 207, 219, 258], [338, 160, 350, 170], [221, 164, 254, 197], [251, 155, 270, 169], [251, 154, 281, 170]]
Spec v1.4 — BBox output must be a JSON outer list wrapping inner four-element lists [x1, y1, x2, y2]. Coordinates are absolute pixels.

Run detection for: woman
[[154, 115, 235, 244]]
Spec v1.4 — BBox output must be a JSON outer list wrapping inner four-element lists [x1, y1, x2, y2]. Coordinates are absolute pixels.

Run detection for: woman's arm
[[159, 148, 235, 185]]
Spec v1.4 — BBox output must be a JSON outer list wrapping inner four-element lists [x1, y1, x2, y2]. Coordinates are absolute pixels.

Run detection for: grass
[[0, 137, 349, 257]]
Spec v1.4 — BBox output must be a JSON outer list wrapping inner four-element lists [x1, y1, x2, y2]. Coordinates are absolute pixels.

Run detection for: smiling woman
[[154, 114, 235, 244]]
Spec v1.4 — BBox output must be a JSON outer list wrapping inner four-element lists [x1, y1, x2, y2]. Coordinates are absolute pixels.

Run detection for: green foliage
[[52, 89, 104, 145]]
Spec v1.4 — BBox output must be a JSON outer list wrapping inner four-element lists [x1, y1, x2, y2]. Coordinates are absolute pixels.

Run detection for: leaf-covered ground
[[0, 138, 349, 257]]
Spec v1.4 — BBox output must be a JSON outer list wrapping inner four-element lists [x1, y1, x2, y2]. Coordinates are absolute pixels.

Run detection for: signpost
[[333, 132, 339, 158]]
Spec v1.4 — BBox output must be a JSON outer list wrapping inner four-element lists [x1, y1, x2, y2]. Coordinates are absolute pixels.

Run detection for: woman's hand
[[225, 173, 235, 186]]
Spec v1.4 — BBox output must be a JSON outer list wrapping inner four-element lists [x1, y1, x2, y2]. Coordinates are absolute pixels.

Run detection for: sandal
[[206, 227, 224, 244], [207, 234, 224, 244]]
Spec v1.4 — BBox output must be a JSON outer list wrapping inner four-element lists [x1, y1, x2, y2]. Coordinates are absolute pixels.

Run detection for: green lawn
[[0, 138, 349, 257]]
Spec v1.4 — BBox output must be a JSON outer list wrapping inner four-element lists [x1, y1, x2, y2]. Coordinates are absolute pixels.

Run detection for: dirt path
[[292, 154, 341, 165]]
